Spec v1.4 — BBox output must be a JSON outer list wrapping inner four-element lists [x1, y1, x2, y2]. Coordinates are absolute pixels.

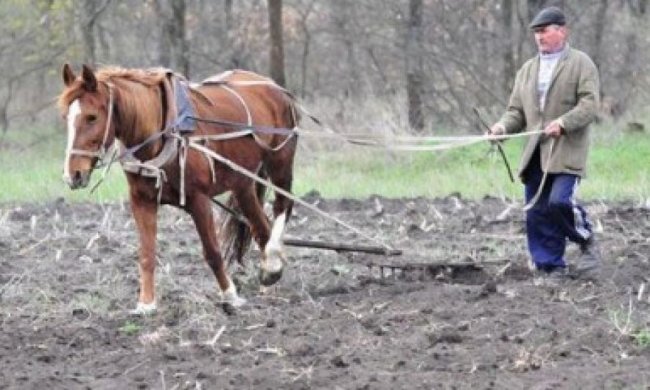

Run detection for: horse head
[[59, 64, 115, 189]]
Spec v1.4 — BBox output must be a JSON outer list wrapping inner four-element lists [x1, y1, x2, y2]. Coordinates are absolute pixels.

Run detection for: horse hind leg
[[263, 210, 288, 285], [219, 169, 268, 266], [233, 184, 286, 286], [189, 194, 246, 307], [262, 147, 296, 284]]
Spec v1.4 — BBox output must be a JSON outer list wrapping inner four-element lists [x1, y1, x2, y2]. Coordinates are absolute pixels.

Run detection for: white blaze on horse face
[[63, 99, 81, 184], [264, 212, 287, 273]]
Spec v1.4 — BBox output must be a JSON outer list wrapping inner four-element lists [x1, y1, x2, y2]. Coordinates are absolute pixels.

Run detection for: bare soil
[[1, 195, 649, 389]]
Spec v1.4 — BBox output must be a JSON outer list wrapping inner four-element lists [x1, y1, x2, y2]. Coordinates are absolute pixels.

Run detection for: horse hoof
[[220, 284, 247, 308], [259, 268, 283, 286], [130, 301, 157, 316], [227, 295, 247, 308], [222, 296, 246, 315], [222, 303, 237, 316]]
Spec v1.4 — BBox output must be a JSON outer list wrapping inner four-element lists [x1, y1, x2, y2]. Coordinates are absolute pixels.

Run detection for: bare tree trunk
[[616, 1, 644, 112], [224, 0, 234, 66], [297, 1, 316, 98], [80, 1, 96, 64], [624, 0, 648, 14], [332, 0, 359, 96], [406, 0, 425, 132], [78, 0, 110, 65], [502, 0, 516, 93], [267, 0, 286, 87], [153, 1, 170, 68], [225, 0, 233, 30], [592, 0, 608, 71], [299, 28, 311, 98], [223, 0, 244, 68], [170, 0, 189, 76], [0, 80, 13, 134], [154, 0, 189, 77], [527, 0, 544, 21]]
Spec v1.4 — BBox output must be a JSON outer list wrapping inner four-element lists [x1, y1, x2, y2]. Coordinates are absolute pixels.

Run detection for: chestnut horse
[[58, 64, 298, 314]]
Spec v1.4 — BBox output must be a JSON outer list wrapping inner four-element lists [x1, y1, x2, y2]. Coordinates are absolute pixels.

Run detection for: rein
[[522, 137, 556, 211]]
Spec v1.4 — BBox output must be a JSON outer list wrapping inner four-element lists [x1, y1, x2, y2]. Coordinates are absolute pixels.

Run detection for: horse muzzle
[[63, 169, 91, 189]]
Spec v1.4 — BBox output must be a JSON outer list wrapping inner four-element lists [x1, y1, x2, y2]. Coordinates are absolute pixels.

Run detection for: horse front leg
[[129, 193, 159, 315], [188, 194, 246, 307]]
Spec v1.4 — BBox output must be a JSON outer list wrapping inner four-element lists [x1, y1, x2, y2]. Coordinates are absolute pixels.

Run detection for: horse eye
[[87, 114, 98, 123]]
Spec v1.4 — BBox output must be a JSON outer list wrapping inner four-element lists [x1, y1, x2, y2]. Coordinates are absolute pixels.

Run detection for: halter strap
[[67, 83, 115, 161]]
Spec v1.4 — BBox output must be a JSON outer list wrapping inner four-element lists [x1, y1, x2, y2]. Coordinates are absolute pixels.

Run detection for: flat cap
[[529, 6, 566, 29]]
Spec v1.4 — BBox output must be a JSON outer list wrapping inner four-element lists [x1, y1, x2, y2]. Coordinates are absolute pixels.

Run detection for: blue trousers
[[524, 148, 593, 271]]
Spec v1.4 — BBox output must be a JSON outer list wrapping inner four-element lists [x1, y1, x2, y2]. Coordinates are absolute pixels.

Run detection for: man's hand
[[543, 120, 564, 138], [487, 123, 506, 143]]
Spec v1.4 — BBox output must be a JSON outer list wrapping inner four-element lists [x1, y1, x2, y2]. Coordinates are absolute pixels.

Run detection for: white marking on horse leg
[[63, 100, 81, 185], [220, 277, 247, 307], [263, 212, 287, 274], [130, 300, 157, 316]]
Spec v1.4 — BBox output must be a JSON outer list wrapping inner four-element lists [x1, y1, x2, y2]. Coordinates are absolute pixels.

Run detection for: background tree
[[0, 0, 70, 134], [153, 0, 189, 76], [268, 0, 286, 87], [77, 0, 111, 65], [406, 0, 425, 131], [0, 0, 648, 133]]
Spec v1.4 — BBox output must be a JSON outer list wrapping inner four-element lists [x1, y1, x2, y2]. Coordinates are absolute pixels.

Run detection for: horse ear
[[62, 63, 76, 86], [81, 64, 97, 92]]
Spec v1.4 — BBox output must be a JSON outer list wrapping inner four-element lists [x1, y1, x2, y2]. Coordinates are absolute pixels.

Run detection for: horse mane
[[58, 66, 177, 147], [57, 66, 171, 112], [96, 66, 170, 87]]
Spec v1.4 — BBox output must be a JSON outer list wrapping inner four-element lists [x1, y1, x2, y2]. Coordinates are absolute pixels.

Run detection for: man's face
[[533, 25, 567, 54]]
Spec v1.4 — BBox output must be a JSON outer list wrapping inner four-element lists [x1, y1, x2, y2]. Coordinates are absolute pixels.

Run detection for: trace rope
[[189, 141, 396, 251]]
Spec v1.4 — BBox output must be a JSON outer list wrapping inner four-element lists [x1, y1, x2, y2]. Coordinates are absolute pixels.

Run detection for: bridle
[[66, 83, 115, 165]]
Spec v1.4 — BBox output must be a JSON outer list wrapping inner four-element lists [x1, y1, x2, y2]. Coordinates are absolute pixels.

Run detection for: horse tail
[[284, 91, 301, 130], [218, 167, 268, 266]]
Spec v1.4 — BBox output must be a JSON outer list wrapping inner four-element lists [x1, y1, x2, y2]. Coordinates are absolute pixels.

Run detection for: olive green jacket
[[497, 45, 600, 180]]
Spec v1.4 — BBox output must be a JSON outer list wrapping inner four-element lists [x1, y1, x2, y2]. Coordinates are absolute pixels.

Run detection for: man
[[489, 6, 601, 281]]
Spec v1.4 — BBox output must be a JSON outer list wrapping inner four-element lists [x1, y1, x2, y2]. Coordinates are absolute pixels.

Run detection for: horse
[[58, 64, 299, 314]]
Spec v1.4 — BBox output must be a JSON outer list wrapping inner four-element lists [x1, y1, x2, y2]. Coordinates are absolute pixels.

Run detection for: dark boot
[[573, 237, 601, 279], [534, 267, 569, 287]]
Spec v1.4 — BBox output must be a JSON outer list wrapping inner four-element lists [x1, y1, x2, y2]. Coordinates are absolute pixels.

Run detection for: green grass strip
[[0, 127, 648, 203]]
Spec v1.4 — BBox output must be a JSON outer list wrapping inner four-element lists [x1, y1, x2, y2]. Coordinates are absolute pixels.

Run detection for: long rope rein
[[209, 78, 544, 151], [522, 138, 556, 211], [188, 142, 395, 251], [296, 128, 544, 150]]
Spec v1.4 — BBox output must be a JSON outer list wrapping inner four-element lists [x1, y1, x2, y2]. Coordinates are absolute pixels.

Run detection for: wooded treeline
[[0, 0, 648, 134]]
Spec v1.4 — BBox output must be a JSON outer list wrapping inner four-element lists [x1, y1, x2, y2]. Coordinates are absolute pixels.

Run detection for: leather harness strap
[[117, 73, 296, 205]]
